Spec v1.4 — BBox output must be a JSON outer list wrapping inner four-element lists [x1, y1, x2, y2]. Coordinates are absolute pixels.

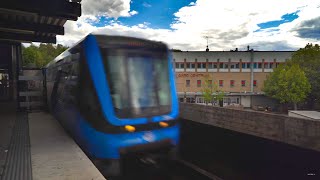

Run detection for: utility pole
[[204, 36, 210, 52], [250, 48, 254, 93]]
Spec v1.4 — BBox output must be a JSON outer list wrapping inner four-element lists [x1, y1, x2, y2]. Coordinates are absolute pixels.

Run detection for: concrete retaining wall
[[179, 103, 320, 152]]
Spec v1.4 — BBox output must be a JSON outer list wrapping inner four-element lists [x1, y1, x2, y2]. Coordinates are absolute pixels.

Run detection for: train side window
[[77, 54, 113, 132], [56, 63, 72, 101], [64, 62, 80, 106]]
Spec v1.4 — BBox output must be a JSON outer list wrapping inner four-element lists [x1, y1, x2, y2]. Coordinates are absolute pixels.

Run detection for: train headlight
[[159, 121, 169, 127], [124, 125, 136, 132]]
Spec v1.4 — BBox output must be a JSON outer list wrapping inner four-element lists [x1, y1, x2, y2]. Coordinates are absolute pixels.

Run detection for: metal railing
[[18, 69, 46, 111]]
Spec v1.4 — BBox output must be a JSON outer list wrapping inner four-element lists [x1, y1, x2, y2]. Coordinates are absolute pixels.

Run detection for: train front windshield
[[102, 48, 172, 118]]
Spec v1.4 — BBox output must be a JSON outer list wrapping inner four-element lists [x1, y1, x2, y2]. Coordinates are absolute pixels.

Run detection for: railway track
[[96, 157, 222, 180]]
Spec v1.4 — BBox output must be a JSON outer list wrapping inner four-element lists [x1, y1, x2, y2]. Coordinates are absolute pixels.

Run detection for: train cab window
[[101, 48, 172, 118]]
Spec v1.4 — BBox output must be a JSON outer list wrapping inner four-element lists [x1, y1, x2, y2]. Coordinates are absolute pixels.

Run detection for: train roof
[[45, 34, 167, 68]]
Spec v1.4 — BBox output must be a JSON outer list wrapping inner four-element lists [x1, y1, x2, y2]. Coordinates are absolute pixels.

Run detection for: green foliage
[[171, 49, 182, 52], [201, 78, 225, 105], [214, 90, 225, 102], [288, 43, 320, 107], [22, 43, 68, 67], [263, 64, 311, 109], [201, 78, 214, 104]]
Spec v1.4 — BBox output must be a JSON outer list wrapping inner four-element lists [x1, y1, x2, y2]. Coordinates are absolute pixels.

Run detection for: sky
[[56, 0, 320, 51]]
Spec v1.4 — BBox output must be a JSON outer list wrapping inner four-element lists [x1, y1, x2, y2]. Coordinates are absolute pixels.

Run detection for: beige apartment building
[[172, 50, 294, 108]]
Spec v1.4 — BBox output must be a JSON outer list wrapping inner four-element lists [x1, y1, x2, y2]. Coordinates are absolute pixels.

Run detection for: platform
[[0, 107, 105, 180], [29, 112, 105, 180]]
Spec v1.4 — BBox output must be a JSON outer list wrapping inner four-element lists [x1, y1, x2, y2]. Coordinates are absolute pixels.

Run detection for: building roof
[[0, 0, 81, 43], [289, 111, 320, 120]]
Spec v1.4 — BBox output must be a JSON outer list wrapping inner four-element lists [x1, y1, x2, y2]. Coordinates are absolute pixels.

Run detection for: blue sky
[[60, 0, 320, 51], [119, 0, 194, 29], [92, 0, 195, 29], [256, 11, 300, 32]]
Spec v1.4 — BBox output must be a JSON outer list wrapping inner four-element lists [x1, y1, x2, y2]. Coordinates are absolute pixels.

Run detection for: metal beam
[[0, 31, 56, 43], [0, 21, 64, 35], [0, 0, 81, 21], [18, 75, 43, 81]]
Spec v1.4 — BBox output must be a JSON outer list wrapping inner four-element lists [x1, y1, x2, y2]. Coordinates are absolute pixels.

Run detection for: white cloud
[[129, 10, 138, 16], [82, 0, 137, 18], [170, 0, 320, 50], [59, 0, 320, 51]]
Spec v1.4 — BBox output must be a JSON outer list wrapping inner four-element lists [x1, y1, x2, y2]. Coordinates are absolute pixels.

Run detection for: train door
[[51, 67, 62, 110], [62, 61, 80, 129]]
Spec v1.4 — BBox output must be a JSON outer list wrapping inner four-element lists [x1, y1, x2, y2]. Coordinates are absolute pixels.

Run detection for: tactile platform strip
[[2, 113, 32, 180]]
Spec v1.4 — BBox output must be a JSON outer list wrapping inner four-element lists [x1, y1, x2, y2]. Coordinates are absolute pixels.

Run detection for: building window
[[208, 80, 213, 87], [219, 80, 223, 87], [269, 62, 274, 68], [197, 62, 206, 69], [264, 62, 274, 69], [187, 62, 195, 69], [242, 62, 251, 69], [230, 63, 239, 69], [197, 80, 201, 87], [186, 80, 190, 87], [253, 63, 262, 69], [241, 80, 246, 87], [219, 63, 229, 69], [208, 63, 217, 69], [253, 80, 257, 87], [258, 63, 262, 69], [175, 62, 184, 69], [230, 80, 235, 87], [223, 97, 240, 105]]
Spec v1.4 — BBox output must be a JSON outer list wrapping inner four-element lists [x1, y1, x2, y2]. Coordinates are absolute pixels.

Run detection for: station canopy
[[0, 0, 81, 44]]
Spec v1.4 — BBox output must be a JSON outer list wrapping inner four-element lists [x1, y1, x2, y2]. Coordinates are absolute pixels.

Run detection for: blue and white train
[[44, 34, 179, 176]]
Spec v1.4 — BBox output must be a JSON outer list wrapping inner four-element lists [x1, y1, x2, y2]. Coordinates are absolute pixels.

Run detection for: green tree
[[201, 78, 225, 106], [201, 78, 214, 105], [22, 44, 43, 67], [22, 43, 68, 68], [263, 64, 311, 110], [171, 49, 182, 52], [289, 43, 320, 109], [213, 90, 225, 107]]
